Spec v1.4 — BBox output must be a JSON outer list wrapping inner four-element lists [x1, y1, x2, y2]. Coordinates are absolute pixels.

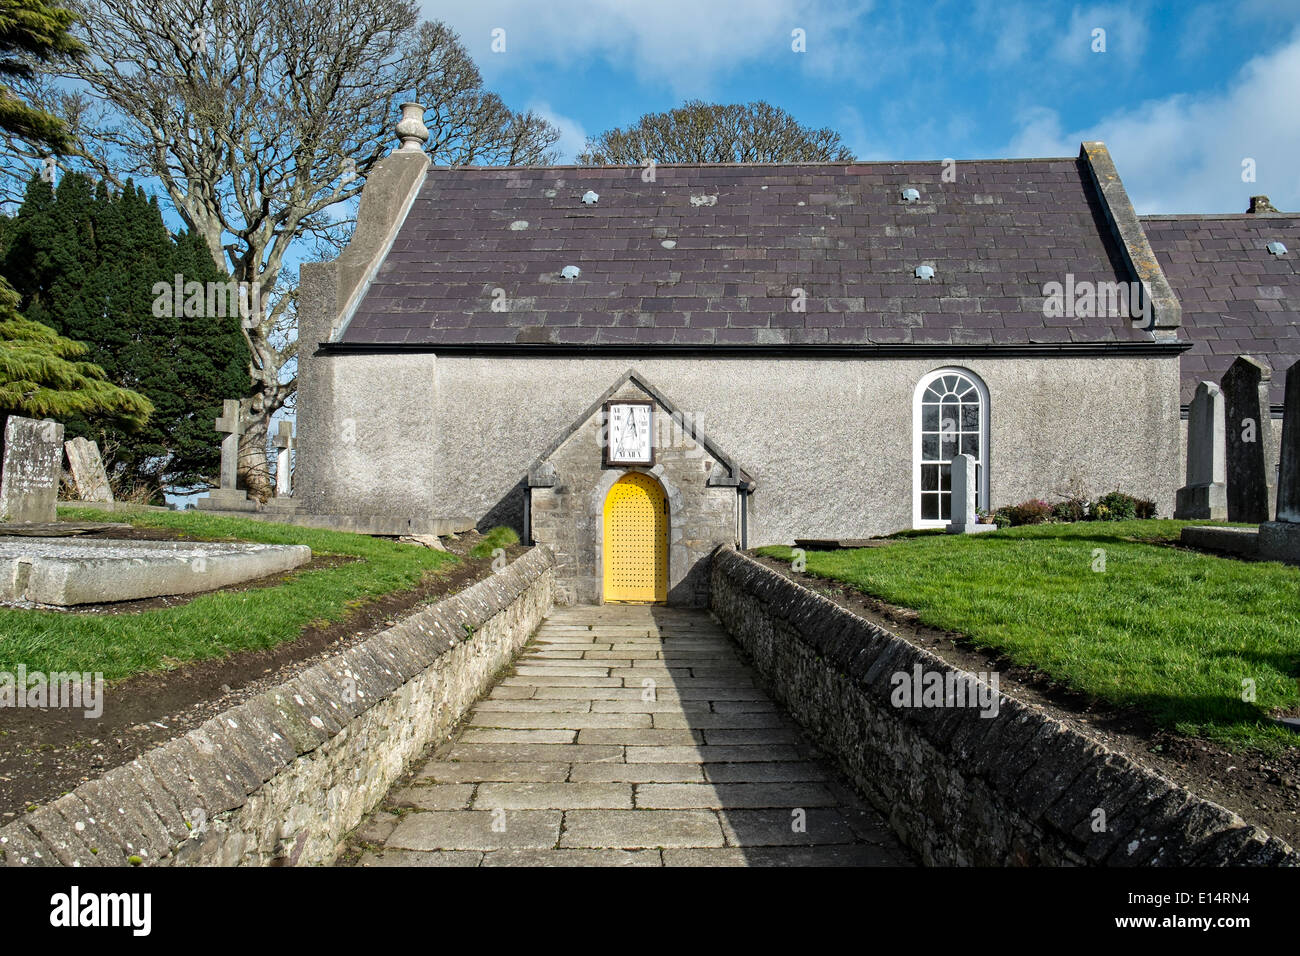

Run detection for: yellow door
[[603, 472, 668, 603]]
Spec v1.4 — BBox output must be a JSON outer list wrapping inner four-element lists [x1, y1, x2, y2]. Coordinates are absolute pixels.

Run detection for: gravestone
[[1174, 381, 1227, 520], [196, 400, 256, 512], [273, 420, 295, 497], [0, 416, 64, 523], [946, 454, 995, 534], [64, 437, 114, 503], [1259, 359, 1300, 563], [1221, 356, 1275, 522]]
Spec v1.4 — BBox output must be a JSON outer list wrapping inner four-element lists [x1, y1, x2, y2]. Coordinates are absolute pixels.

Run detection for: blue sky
[[423, 0, 1300, 214]]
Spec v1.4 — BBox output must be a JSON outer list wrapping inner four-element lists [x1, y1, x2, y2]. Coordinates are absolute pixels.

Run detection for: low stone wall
[[709, 547, 1297, 866], [0, 547, 554, 867]]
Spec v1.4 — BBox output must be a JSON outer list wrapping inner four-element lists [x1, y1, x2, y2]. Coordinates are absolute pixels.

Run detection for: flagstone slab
[[636, 782, 838, 810], [387, 810, 561, 851], [473, 782, 632, 810], [561, 810, 726, 849]]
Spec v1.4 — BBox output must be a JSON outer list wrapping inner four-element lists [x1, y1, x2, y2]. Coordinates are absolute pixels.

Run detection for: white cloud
[[421, 0, 873, 95], [1052, 5, 1149, 66], [1004, 32, 1300, 214], [530, 102, 588, 163]]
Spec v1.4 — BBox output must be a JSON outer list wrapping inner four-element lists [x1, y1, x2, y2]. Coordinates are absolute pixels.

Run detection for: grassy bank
[[0, 506, 458, 680], [759, 520, 1300, 748]]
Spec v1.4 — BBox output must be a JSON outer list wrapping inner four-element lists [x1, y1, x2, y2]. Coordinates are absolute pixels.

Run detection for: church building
[[295, 108, 1299, 606]]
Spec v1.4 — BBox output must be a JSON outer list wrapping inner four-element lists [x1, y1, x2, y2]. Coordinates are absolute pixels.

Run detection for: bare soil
[[0, 529, 524, 821], [751, 553, 1300, 851]]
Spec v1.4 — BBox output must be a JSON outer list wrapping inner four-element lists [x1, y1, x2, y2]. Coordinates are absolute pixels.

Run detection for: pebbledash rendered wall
[[0, 548, 554, 868], [295, 348, 1182, 545], [709, 548, 1297, 866]]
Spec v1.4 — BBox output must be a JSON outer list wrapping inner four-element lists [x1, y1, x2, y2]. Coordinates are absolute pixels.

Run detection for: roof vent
[[901, 188, 921, 203], [1267, 241, 1288, 256], [561, 265, 581, 280], [915, 264, 935, 280], [581, 190, 599, 206]]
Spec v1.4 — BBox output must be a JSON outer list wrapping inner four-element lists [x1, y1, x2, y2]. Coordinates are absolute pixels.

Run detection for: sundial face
[[606, 402, 653, 465]]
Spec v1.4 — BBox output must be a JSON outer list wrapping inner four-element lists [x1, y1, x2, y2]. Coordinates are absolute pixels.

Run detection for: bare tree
[[577, 100, 855, 165], [20, 0, 558, 498]]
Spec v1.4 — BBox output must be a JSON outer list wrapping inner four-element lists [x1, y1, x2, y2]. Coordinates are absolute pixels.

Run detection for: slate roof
[[339, 159, 1155, 348], [1142, 213, 1300, 406]]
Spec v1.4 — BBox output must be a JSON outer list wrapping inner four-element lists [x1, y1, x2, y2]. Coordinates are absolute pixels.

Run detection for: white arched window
[[912, 368, 989, 527]]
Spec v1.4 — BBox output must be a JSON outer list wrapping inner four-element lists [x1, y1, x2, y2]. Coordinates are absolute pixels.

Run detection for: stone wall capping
[[1079, 141, 1181, 333], [710, 546, 1297, 866], [0, 547, 555, 867]]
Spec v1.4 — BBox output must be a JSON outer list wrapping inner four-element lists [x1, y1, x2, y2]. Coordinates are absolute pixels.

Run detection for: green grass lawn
[[759, 520, 1300, 749], [0, 506, 458, 681]]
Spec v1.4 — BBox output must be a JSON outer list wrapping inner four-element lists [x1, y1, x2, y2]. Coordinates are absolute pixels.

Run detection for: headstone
[[196, 400, 256, 511], [946, 454, 995, 534], [273, 420, 295, 497], [64, 437, 114, 503], [216, 399, 242, 491], [1221, 356, 1275, 523], [1174, 381, 1227, 520], [0, 415, 64, 523], [1259, 360, 1300, 563]]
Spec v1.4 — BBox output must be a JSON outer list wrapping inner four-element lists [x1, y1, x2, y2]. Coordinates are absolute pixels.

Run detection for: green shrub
[[1002, 499, 1053, 526], [1134, 497, 1158, 519], [1051, 496, 1088, 523], [1091, 491, 1139, 522], [470, 525, 521, 559]]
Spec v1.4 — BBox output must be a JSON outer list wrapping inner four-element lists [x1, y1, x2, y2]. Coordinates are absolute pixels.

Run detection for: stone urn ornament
[[396, 102, 429, 152]]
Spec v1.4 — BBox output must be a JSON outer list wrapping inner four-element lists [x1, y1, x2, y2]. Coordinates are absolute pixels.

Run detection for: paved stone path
[[342, 605, 913, 866]]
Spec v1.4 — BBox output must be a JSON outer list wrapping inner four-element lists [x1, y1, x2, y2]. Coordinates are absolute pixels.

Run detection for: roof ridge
[[423, 157, 1080, 172]]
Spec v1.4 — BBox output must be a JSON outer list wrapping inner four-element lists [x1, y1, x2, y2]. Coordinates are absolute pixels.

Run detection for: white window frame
[[912, 367, 990, 529]]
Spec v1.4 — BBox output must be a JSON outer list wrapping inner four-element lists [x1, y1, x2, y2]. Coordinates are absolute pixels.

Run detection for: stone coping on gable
[[709, 547, 1297, 867], [0, 546, 555, 867]]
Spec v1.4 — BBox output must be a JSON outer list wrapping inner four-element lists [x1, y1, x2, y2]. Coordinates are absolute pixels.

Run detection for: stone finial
[[1248, 195, 1279, 214], [396, 102, 429, 153]]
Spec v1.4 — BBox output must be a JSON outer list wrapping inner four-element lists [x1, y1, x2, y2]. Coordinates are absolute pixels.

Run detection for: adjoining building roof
[[1143, 212, 1300, 406], [338, 158, 1155, 349]]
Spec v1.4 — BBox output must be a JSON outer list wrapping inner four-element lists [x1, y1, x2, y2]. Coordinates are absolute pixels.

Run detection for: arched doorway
[[602, 472, 668, 603]]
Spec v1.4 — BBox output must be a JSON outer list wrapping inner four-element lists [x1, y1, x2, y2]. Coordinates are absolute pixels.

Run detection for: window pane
[[940, 491, 951, 520], [922, 493, 939, 520], [960, 404, 979, 430], [921, 464, 938, 491], [942, 375, 957, 393], [922, 434, 939, 460], [941, 431, 959, 458], [939, 463, 951, 491], [961, 433, 980, 458], [922, 405, 939, 430]]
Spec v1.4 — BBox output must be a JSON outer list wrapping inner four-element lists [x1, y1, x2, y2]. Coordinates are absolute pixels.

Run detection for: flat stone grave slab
[[791, 538, 892, 550], [0, 522, 132, 537], [1179, 525, 1260, 557], [0, 536, 311, 607]]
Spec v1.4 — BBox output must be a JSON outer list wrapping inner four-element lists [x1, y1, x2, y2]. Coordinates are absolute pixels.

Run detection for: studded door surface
[[602, 472, 668, 603]]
